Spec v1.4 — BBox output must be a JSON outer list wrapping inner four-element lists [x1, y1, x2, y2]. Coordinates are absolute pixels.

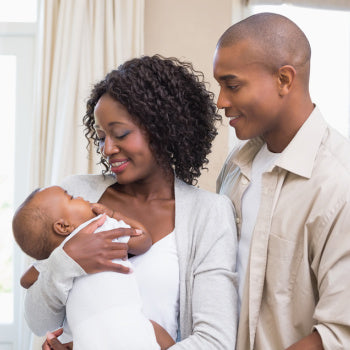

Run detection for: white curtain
[[27, 1, 144, 348], [247, 0, 350, 11], [30, 0, 144, 189]]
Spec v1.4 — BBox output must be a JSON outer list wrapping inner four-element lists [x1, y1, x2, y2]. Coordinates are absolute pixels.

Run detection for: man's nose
[[216, 89, 231, 110]]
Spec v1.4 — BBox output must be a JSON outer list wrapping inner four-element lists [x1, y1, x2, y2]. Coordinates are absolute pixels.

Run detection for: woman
[[25, 55, 238, 349]]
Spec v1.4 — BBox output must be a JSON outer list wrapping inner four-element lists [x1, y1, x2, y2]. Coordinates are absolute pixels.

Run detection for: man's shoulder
[[318, 127, 350, 180]]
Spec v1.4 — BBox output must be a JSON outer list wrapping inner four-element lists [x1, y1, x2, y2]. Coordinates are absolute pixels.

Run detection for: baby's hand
[[42, 328, 73, 349], [92, 203, 146, 234], [91, 202, 115, 218]]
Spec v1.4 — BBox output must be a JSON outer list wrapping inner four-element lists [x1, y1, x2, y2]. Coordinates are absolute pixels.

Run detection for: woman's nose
[[102, 136, 120, 157]]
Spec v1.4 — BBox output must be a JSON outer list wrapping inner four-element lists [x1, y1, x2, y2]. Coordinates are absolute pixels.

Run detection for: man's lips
[[227, 115, 241, 127]]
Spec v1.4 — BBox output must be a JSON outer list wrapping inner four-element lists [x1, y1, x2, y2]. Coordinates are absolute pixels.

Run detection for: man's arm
[[286, 331, 323, 350]]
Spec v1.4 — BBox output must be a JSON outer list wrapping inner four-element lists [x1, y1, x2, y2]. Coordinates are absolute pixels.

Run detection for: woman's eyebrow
[[94, 121, 126, 128]]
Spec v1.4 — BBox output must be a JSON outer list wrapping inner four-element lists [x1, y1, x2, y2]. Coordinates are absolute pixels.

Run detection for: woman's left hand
[[42, 328, 73, 350]]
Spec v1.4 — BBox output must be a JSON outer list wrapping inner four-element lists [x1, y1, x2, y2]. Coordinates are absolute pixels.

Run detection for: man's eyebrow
[[218, 74, 238, 81]]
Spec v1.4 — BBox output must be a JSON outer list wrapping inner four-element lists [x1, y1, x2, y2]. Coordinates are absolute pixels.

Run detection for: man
[[214, 12, 350, 350]]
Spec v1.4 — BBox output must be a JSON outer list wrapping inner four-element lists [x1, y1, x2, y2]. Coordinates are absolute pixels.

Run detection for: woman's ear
[[53, 219, 74, 236], [277, 65, 296, 96]]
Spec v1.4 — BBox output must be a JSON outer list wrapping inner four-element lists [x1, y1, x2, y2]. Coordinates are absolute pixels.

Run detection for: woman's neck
[[115, 170, 175, 202]]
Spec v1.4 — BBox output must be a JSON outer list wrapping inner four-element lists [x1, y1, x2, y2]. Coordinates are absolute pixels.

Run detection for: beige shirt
[[217, 107, 350, 350]]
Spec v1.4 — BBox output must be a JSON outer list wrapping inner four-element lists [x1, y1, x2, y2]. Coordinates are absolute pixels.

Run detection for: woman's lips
[[110, 159, 129, 173]]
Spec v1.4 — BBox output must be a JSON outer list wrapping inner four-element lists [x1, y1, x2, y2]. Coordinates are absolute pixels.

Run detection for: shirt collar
[[232, 106, 327, 179], [275, 106, 327, 178], [232, 138, 264, 179]]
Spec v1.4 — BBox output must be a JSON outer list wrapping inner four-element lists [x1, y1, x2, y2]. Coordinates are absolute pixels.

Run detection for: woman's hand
[[63, 214, 141, 274], [42, 329, 73, 349], [92, 203, 152, 256]]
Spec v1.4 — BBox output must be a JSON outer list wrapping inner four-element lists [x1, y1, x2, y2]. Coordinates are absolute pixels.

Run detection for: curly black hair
[[83, 55, 221, 185]]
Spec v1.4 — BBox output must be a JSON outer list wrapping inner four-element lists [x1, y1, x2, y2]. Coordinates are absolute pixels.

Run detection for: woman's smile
[[109, 159, 129, 173]]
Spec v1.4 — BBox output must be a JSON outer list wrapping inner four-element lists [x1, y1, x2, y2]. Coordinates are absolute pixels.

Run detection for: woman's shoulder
[[60, 174, 117, 201], [175, 178, 234, 211], [61, 173, 113, 185]]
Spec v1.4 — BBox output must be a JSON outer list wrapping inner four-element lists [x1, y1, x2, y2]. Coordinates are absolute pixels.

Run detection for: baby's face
[[33, 186, 95, 228]]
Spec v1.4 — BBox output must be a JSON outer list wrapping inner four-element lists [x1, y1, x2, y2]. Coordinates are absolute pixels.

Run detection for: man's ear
[[277, 65, 296, 96], [53, 219, 73, 236]]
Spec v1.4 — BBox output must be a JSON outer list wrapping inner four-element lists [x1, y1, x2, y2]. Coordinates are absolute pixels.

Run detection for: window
[[251, 4, 350, 137], [0, 1, 37, 348], [0, 0, 37, 22], [0, 56, 16, 325]]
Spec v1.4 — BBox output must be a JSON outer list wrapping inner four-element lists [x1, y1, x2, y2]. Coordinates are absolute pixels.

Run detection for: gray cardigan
[[24, 175, 238, 349]]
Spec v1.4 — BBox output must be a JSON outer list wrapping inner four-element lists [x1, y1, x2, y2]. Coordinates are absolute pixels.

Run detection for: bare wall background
[[144, 0, 233, 192]]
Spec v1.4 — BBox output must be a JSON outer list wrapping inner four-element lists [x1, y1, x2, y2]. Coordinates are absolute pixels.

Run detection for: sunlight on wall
[[253, 4, 350, 137]]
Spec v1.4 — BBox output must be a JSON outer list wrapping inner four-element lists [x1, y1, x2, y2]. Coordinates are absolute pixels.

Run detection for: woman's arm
[[42, 322, 175, 350]]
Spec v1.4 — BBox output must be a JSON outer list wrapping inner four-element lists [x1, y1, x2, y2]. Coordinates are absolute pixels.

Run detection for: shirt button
[[236, 217, 241, 224], [241, 177, 249, 185]]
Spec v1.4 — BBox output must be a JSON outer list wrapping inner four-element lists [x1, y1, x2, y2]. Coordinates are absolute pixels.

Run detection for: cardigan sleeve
[[23, 175, 100, 336], [172, 194, 238, 349], [24, 246, 86, 336]]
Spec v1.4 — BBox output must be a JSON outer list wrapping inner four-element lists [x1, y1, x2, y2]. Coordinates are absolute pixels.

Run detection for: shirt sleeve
[[24, 246, 86, 336], [312, 199, 350, 349], [171, 195, 238, 349]]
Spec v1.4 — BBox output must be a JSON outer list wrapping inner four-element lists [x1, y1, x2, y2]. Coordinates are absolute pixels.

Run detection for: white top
[[238, 143, 280, 312], [131, 231, 179, 341]]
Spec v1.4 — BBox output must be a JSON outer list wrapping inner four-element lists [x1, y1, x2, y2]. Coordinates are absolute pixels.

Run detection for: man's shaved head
[[217, 12, 311, 75]]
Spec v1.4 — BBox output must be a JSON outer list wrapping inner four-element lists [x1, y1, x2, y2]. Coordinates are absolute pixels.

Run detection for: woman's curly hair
[[83, 55, 221, 185]]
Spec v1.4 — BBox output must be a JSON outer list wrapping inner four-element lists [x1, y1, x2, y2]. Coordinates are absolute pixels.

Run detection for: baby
[[12, 186, 174, 350]]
